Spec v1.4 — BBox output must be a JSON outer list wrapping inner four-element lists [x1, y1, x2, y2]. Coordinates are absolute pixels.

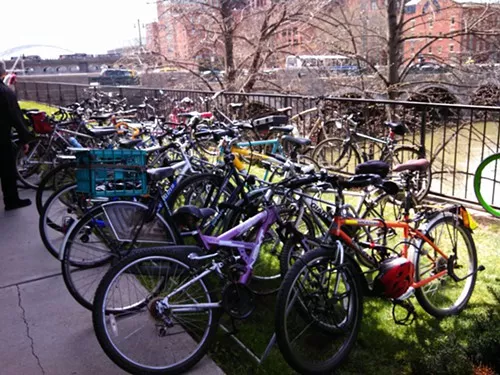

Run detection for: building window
[[438, 45, 442, 54], [411, 20, 416, 29], [450, 44, 454, 52], [451, 16, 455, 25], [405, 5, 416, 13], [429, 45, 433, 53], [371, 0, 377, 10], [429, 18, 433, 28]]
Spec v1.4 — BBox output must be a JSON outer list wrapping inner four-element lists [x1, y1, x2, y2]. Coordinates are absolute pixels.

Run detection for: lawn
[[208, 212, 500, 375], [19, 100, 59, 115]]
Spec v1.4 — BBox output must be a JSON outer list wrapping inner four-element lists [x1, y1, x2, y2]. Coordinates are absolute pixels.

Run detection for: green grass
[[208, 213, 500, 375], [19, 100, 59, 115]]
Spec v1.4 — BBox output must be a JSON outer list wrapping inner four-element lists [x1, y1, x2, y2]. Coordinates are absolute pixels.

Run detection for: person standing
[[0, 61, 34, 210]]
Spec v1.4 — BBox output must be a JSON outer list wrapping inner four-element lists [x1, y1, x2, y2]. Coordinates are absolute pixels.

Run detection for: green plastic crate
[[75, 149, 148, 197]]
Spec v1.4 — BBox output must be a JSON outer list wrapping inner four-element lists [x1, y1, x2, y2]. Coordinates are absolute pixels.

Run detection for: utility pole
[[137, 19, 143, 47]]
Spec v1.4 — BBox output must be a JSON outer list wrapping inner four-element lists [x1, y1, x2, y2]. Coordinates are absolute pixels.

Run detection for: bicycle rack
[[219, 322, 276, 365]]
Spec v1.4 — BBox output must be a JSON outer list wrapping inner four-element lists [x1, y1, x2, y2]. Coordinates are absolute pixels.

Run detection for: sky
[[0, 0, 158, 59]]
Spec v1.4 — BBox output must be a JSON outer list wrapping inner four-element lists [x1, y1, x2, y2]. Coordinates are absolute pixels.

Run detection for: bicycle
[[289, 96, 343, 144], [90, 178, 308, 374], [474, 152, 500, 217], [312, 115, 432, 201], [274, 167, 483, 374]]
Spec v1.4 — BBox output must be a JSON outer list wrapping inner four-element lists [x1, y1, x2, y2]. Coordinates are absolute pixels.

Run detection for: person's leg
[[0, 142, 31, 210]]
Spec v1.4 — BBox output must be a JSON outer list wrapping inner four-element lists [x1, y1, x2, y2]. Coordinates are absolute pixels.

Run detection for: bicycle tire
[[474, 153, 500, 217], [36, 161, 76, 215], [166, 172, 235, 212], [225, 190, 318, 295], [39, 183, 86, 259], [275, 247, 363, 374], [414, 212, 477, 318], [15, 138, 54, 189], [61, 201, 179, 311], [279, 234, 321, 276], [312, 137, 361, 172], [92, 247, 220, 375]]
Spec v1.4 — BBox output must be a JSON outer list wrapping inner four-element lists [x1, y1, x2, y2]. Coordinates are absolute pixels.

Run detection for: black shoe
[[5, 198, 32, 211]]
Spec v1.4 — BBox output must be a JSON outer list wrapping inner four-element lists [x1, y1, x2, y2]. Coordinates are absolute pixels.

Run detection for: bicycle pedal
[[392, 299, 417, 326]]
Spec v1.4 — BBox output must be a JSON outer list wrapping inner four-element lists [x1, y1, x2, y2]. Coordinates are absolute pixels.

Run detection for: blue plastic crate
[[75, 149, 148, 197]]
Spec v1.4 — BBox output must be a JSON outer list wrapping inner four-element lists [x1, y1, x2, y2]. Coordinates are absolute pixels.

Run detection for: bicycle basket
[[31, 112, 53, 134], [75, 149, 148, 198]]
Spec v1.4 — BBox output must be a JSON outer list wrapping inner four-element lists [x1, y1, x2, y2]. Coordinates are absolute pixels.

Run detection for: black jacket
[[0, 81, 34, 144]]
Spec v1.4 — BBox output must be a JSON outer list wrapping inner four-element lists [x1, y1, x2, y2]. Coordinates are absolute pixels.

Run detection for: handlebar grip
[[285, 175, 321, 190]]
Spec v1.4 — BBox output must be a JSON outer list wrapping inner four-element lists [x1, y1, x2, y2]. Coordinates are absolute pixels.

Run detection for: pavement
[[0, 188, 224, 375]]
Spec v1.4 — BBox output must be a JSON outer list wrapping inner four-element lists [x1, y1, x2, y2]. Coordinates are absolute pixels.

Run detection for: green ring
[[474, 153, 500, 217]]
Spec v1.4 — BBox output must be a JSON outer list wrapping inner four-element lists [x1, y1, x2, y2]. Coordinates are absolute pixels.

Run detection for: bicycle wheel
[[16, 138, 57, 189], [39, 183, 91, 259], [474, 153, 500, 217], [61, 201, 179, 311], [36, 161, 76, 215], [166, 172, 235, 212], [414, 212, 477, 318], [275, 248, 363, 374], [93, 247, 220, 375], [312, 137, 361, 172], [387, 145, 432, 201]]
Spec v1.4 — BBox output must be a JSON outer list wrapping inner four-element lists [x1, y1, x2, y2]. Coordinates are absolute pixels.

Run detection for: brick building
[[402, 0, 500, 64], [145, 0, 316, 68]]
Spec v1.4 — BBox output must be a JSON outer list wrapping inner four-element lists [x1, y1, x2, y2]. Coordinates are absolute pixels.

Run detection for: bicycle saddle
[[172, 206, 217, 230], [393, 159, 430, 172], [384, 121, 408, 136], [281, 135, 311, 147], [146, 166, 176, 181], [355, 160, 390, 178]]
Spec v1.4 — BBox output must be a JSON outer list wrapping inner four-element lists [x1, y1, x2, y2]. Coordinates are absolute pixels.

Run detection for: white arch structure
[[0, 45, 75, 74]]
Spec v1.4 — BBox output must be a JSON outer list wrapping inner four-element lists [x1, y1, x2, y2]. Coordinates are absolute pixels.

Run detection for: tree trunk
[[221, 0, 236, 91], [386, 0, 400, 100]]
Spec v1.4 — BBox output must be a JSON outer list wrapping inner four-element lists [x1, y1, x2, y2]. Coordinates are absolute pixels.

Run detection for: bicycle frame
[[162, 205, 280, 311], [329, 215, 449, 290], [233, 138, 284, 180]]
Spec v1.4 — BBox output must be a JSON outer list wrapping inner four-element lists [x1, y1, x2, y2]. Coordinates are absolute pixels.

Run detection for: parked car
[[89, 69, 140, 86], [407, 63, 449, 74]]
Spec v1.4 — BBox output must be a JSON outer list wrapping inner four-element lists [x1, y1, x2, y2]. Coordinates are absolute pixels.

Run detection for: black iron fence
[[15, 80, 500, 209]]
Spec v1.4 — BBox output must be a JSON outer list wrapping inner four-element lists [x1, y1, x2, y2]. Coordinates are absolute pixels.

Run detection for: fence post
[[47, 83, 52, 106], [35, 82, 40, 103], [74, 84, 79, 103], [59, 84, 63, 106], [419, 105, 427, 158]]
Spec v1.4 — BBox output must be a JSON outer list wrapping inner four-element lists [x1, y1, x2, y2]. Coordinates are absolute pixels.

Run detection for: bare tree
[[302, 0, 500, 99], [149, 0, 306, 92]]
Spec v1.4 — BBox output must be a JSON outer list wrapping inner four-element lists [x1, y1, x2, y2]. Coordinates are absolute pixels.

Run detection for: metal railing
[[15, 80, 500, 209]]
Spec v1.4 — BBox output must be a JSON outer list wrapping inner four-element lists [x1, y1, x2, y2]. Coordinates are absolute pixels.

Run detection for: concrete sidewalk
[[0, 189, 224, 375]]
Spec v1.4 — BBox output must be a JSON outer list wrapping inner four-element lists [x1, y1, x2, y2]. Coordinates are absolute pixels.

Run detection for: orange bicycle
[[275, 159, 484, 374]]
